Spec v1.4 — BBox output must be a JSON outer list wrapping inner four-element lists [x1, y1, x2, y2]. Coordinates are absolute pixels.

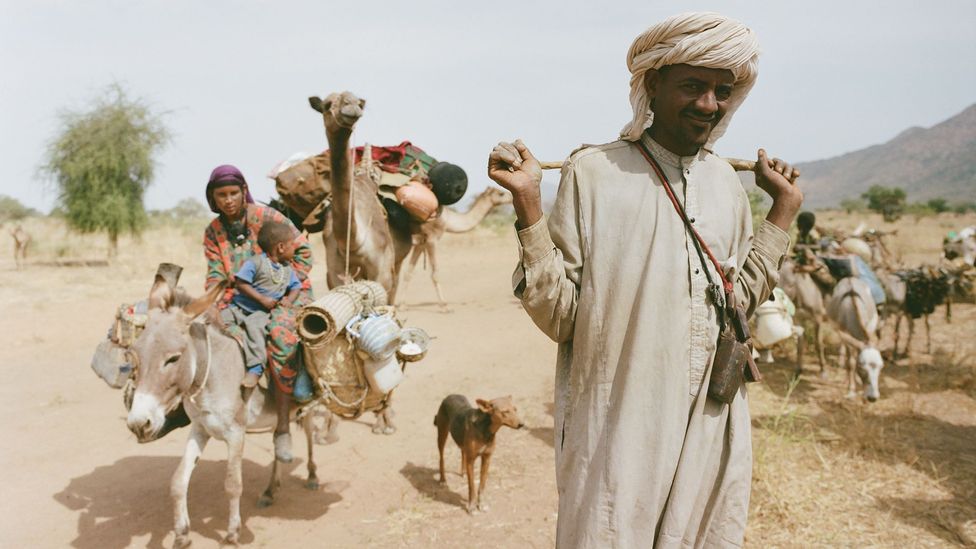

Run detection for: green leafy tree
[[861, 185, 906, 222], [839, 197, 866, 214], [0, 195, 38, 224], [926, 198, 949, 213], [40, 84, 170, 255]]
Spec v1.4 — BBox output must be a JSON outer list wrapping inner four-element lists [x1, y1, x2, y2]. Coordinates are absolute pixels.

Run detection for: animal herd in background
[[759, 224, 975, 402]]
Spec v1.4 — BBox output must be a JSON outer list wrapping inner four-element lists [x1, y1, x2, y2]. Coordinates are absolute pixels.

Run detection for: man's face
[[645, 64, 736, 155], [212, 185, 244, 218]]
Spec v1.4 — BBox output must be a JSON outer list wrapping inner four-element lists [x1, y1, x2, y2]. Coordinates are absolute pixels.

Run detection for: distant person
[[203, 164, 314, 462], [488, 12, 801, 548]]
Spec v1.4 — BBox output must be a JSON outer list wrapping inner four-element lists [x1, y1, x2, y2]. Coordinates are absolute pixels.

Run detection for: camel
[[308, 91, 405, 301], [397, 187, 513, 308], [9, 225, 30, 269]]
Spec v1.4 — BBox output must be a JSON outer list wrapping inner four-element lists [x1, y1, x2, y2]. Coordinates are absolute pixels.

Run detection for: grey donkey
[[125, 276, 319, 548]]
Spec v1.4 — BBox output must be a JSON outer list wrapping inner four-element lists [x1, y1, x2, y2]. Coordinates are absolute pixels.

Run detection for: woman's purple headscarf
[[205, 164, 255, 213]]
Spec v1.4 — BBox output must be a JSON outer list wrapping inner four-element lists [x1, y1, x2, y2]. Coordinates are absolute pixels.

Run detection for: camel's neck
[[326, 124, 353, 195], [442, 195, 498, 233]]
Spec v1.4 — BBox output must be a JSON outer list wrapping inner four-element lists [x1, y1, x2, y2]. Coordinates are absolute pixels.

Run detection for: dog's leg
[[436, 422, 449, 483], [477, 452, 493, 512], [464, 449, 477, 514]]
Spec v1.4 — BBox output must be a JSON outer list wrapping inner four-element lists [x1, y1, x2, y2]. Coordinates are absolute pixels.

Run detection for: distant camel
[[10, 225, 30, 269], [397, 187, 513, 308]]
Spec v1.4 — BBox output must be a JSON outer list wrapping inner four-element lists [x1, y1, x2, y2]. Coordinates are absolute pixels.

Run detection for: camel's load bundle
[[896, 267, 952, 318], [297, 281, 430, 418], [269, 141, 467, 232]]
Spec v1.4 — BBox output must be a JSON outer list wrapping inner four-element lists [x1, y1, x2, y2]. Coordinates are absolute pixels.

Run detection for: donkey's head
[[125, 276, 223, 442]]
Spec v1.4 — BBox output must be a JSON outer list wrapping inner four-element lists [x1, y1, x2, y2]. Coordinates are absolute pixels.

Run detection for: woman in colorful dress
[[203, 164, 314, 462]]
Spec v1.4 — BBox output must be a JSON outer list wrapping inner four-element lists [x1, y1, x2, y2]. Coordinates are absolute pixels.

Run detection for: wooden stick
[[540, 158, 756, 172]]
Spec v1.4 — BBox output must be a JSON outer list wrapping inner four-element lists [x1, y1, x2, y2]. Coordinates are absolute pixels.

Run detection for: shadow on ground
[[399, 462, 466, 511], [53, 455, 343, 549]]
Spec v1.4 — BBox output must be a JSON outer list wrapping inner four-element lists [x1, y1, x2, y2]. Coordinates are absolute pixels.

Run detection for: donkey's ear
[[358, 98, 366, 109], [308, 96, 326, 113], [183, 281, 226, 320], [148, 274, 173, 310]]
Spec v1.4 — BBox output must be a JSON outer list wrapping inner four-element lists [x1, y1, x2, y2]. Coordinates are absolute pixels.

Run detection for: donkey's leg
[[302, 412, 320, 490], [892, 312, 903, 360], [815, 318, 827, 378], [924, 314, 932, 354], [843, 345, 857, 398], [257, 458, 280, 508], [223, 429, 245, 545], [172, 424, 209, 549]]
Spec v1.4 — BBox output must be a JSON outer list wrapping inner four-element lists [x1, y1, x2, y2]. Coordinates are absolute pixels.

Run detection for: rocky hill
[[786, 104, 976, 209]]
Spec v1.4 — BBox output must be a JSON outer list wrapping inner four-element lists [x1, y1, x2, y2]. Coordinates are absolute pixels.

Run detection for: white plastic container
[[363, 354, 404, 393], [754, 302, 794, 347]]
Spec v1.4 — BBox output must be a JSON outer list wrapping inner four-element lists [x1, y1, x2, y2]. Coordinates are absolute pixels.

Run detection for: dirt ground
[[1, 212, 974, 548]]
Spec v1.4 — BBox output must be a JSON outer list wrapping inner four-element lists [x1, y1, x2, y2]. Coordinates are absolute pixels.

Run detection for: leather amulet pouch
[[707, 304, 762, 404]]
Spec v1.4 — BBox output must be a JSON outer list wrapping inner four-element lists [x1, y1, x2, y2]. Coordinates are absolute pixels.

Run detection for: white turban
[[620, 12, 760, 148]]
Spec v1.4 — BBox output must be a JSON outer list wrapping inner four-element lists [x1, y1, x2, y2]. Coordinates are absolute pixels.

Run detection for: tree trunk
[[108, 231, 118, 258]]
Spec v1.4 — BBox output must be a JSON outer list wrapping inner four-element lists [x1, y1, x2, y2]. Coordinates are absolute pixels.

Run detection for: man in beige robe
[[487, 12, 804, 548]]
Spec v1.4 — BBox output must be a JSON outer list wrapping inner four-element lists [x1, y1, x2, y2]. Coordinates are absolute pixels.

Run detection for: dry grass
[[4, 210, 975, 548]]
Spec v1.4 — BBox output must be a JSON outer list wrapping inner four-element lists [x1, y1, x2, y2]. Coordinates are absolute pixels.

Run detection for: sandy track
[[2, 217, 974, 548]]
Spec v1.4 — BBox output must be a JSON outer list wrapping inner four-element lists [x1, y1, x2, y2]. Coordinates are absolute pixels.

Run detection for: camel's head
[[484, 186, 514, 207], [125, 276, 223, 442], [309, 91, 365, 132]]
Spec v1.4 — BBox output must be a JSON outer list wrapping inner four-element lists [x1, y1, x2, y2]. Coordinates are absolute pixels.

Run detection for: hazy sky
[[2, 0, 974, 212]]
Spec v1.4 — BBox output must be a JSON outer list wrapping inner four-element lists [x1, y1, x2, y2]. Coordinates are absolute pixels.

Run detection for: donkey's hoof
[[222, 531, 239, 546], [371, 423, 385, 434], [382, 425, 396, 435], [257, 494, 274, 508], [172, 535, 192, 549], [305, 478, 320, 491]]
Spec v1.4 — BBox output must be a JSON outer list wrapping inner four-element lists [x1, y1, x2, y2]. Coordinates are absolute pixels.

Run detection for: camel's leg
[[302, 413, 319, 490], [945, 296, 952, 323], [172, 424, 210, 549], [223, 429, 245, 545], [426, 243, 448, 310], [396, 246, 424, 306], [381, 399, 396, 435], [314, 406, 341, 445]]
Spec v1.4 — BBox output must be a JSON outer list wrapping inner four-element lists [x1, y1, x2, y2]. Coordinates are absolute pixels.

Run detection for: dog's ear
[[476, 399, 493, 413]]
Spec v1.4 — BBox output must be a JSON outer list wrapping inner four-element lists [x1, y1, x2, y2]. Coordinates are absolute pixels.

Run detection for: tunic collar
[[639, 132, 702, 172]]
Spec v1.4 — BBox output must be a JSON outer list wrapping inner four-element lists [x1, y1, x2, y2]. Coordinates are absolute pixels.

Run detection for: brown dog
[[434, 394, 524, 513]]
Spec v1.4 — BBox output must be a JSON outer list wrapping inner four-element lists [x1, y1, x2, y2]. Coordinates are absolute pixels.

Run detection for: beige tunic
[[513, 135, 790, 548]]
